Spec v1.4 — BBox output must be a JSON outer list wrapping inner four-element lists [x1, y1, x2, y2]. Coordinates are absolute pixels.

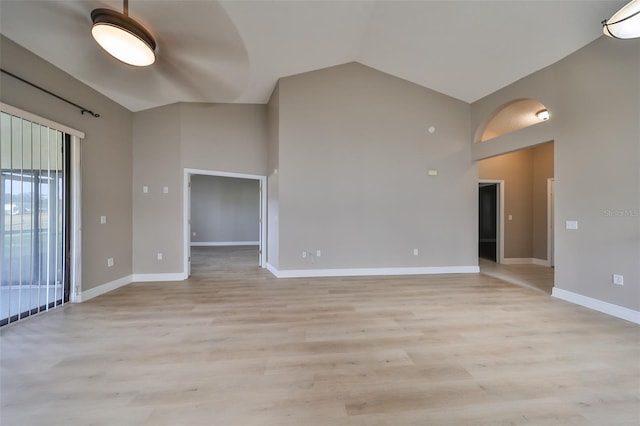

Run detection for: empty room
[[1, 1, 638, 425]]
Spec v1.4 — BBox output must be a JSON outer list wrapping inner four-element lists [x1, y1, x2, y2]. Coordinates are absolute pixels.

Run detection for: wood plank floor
[[479, 258, 555, 294], [1, 248, 639, 425]]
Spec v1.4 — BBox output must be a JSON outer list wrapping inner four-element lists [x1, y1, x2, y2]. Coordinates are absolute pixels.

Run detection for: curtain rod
[[0, 68, 100, 118]]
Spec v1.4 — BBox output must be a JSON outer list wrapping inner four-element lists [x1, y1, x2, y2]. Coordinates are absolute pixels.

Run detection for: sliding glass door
[[1, 111, 70, 326]]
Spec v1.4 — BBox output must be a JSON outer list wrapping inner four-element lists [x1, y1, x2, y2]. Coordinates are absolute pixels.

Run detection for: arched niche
[[474, 98, 549, 143]]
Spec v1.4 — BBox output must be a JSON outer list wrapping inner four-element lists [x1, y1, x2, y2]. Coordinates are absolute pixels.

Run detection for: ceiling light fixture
[[536, 109, 550, 121], [602, 0, 640, 39], [91, 0, 156, 66]]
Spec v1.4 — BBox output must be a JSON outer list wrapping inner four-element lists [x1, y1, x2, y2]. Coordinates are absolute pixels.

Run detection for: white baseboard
[[266, 263, 279, 276], [191, 241, 259, 247], [532, 258, 550, 267], [267, 265, 479, 279], [132, 273, 188, 282], [502, 258, 550, 266], [552, 287, 640, 324], [77, 272, 187, 302], [79, 275, 133, 302]]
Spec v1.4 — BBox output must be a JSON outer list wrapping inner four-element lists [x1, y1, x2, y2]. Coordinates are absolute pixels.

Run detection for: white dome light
[[602, 0, 640, 39], [91, 3, 156, 67]]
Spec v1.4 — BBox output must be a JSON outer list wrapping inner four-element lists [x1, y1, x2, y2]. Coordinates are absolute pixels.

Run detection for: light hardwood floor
[[1, 247, 638, 425], [478, 258, 555, 294]]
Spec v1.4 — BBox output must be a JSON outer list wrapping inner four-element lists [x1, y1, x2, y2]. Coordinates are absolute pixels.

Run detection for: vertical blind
[[1, 111, 67, 326]]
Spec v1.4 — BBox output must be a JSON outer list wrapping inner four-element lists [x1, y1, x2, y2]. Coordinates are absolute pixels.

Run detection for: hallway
[[479, 258, 554, 294]]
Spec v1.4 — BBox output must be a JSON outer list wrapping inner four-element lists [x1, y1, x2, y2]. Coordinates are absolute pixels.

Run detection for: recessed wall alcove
[[474, 98, 550, 144]]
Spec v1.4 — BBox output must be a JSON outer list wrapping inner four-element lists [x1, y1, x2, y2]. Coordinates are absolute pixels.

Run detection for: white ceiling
[[0, 0, 625, 112]]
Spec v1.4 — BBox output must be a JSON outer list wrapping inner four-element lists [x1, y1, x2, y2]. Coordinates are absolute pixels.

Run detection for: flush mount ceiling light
[[91, 0, 156, 66], [536, 109, 550, 121], [602, 0, 640, 39]]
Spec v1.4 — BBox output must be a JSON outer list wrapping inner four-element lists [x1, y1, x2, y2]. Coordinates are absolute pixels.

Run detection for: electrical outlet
[[302, 251, 307, 258], [316, 250, 322, 257], [107, 257, 114, 267], [163, 186, 169, 194], [100, 215, 107, 224], [613, 274, 624, 285], [143, 186, 149, 193], [157, 253, 163, 261], [413, 248, 419, 256]]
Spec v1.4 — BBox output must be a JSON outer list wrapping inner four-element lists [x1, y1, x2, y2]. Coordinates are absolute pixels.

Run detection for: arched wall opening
[[474, 98, 550, 144]]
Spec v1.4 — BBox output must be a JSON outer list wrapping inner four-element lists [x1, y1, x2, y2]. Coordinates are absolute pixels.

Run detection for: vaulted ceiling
[[0, 1, 625, 112]]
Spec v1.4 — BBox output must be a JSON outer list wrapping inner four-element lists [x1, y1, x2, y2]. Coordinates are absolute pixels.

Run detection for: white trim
[[267, 265, 480, 279], [132, 273, 187, 282], [0, 102, 85, 138], [183, 168, 267, 278], [79, 273, 188, 302], [69, 136, 83, 302], [502, 258, 532, 265], [478, 180, 505, 264], [191, 241, 260, 247], [552, 287, 640, 325], [80, 275, 132, 302], [502, 257, 550, 266], [547, 178, 555, 268], [532, 258, 550, 267], [266, 263, 279, 277]]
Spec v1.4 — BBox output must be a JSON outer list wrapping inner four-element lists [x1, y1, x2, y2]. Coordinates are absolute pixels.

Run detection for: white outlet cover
[[157, 253, 163, 261], [302, 251, 307, 258], [143, 186, 149, 193], [163, 186, 169, 194], [566, 220, 578, 230], [613, 274, 624, 285], [316, 250, 322, 257], [107, 258, 114, 267], [100, 216, 107, 224], [413, 248, 419, 256]]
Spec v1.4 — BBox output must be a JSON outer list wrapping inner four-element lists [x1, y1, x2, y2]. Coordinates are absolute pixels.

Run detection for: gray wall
[[180, 103, 268, 174], [479, 143, 553, 260], [267, 83, 280, 268], [132, 104, 182, 274], [191, 175, 259, 244], [532, 143, 554, 260], [0, 35, 133, 291], [273, 62, 477, 270], [132, 103, 268, 275], [471, 37, 639, 311]]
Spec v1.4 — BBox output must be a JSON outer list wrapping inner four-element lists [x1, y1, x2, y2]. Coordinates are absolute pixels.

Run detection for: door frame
[[183, 168, 267, 277], [478, 180, 505, 264], [547, 178, 555, 267]]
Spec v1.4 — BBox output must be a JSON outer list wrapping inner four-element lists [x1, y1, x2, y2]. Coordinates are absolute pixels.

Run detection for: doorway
[[183, 169, 266, 278], [478, 180, 503, 263]]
